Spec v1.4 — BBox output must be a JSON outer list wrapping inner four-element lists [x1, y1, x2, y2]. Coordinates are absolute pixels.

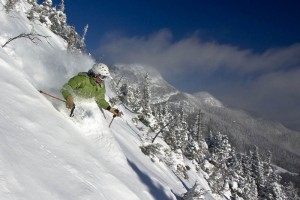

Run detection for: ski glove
[[107, 106, 122, 117], [66, 96, 75, 109]]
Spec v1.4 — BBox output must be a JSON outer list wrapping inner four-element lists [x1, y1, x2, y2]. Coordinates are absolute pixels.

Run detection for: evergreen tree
[[164, 116, 178, 149], [139, 74, 155, 127], [58, 0, 65, 12], [208, 166, 226, 194], [136, 73, 159, 133], [239, 153, 259, 199], [207, 132, 231, 168], [184, 138, 199, 160], [184, 110, 208, 163], [27, 0, 41, 21], [226, 149, 243, 196], [131, 87, 142, 112], [242, 178, 259, 200], [175, 108, 189, 149], [48, 7, 67, 36], [26, 0, 83, 51], [118, 83, 128, 103], [155, 102, 173, 143], [126, 85, 135, 107], [205, 132, 232, 195], [141, 73, 151, 117], [183, 182, 204, 200], [39, 0, 54, 27], [285, 182, 299, 200], [43, 0, 52, 7], [263, 152, 287, 200], [250, 147, 267, 199], [161, 102, 172, 127], [67, 26, 81, 50], [27, 0, 37, 6], [164, 108, 189, 150], [193, 110, 206, 144]]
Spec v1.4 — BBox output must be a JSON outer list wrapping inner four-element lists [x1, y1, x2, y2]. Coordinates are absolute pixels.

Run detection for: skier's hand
[[109, 107, 123, 117], [66, 96, 75, 109]]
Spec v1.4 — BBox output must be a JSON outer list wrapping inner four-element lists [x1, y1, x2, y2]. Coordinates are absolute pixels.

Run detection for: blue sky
[[54, 0, 300, 52], [49, 0, 300, 131]]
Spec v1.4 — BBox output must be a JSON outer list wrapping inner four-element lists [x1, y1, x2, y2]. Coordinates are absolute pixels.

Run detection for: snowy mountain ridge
[[111, 63, 300, 178], [111, 64, 223, 108]]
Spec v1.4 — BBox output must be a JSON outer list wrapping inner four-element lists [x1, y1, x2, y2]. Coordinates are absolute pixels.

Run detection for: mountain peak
[[192, 91, 223, 108]]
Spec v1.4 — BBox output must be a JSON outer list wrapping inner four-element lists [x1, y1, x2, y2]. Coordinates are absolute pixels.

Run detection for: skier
[[61, 63, 122, 117]]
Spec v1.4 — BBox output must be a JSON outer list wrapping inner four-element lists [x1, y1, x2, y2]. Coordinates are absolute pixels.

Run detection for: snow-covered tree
[[48, 9, 67, 35], [284, 182, 299, 200], [42, 0, 52, 7], [204, 132, 234, 194], [176, 108, 189, 149], [39, 0, 54, 27], [225, 149, 243, 196], [67, 26, 80, 50], [164, 119, 178, 149], [250, 148, 264, 197], [26, 0, 84, 52], [183, 182, 204, 200], [160, 102, 172, 128], [140, 73, 151, 117], [27, 0, 37, 5], [138, 73, 159, 132], [58, 0, 65, 12], [262, 152, 287, 200], [131, 87, 142, 112], [206, 132, 232, 168], [184, 110, 208, 162], [164, 108, 189, 150], [26, 0, 40, 21], [238, 153, 259, 199], [208, 166, 226, 194], [4, 0, 20, 13], [193, 110, 206, 144], [241, 178, 258, 200]]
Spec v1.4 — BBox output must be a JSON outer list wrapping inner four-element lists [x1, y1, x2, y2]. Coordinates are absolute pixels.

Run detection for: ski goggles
[[95, 74, 108, 80]]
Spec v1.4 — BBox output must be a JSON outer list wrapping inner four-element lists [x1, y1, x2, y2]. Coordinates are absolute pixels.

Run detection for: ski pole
[[39, 90, 66, 102], [39, 90, 75, 117], [109, 115, 116, 128]]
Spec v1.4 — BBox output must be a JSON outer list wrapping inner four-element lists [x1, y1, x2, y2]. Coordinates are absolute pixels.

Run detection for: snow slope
[[0, 1, 216, 200]]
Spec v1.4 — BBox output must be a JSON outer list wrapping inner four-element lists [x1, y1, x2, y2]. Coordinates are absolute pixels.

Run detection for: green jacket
[[61, 72, 110, 109]]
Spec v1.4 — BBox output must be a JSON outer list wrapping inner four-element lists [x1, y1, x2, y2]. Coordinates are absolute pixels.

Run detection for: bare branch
[[2, 33, 51, 48]]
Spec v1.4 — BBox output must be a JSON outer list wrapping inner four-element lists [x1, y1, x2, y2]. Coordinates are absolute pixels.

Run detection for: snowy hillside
[[0, 1, 218, 200]]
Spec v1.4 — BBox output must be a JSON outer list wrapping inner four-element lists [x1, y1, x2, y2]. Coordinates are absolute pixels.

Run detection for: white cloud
[[97, 29, 300, 76]]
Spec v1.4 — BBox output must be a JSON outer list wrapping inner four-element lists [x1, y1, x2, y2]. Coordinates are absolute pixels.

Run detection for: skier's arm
[[61, 76, 83, 100], [96, 94, 122, 117], [95, 89, 110, 110]]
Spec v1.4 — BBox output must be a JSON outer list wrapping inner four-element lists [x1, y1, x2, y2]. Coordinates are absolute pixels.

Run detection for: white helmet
[[91, 63, 112, 78]]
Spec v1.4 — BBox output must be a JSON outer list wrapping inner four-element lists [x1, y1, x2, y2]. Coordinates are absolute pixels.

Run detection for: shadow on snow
[[127, 159, 178, 200]]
